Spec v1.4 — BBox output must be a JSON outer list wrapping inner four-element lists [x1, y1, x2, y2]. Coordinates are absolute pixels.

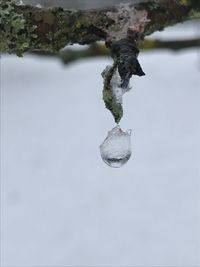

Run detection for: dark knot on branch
[[107, 35, 145, 88]]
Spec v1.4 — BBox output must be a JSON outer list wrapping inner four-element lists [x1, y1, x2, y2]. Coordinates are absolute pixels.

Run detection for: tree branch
[[140, 37, 200, 51], [30, 38, 200, 64], [0, 0, 200, 55]]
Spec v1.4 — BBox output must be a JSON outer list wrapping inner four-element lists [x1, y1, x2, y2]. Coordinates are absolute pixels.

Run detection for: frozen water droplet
[[100, 125, 132, 168]]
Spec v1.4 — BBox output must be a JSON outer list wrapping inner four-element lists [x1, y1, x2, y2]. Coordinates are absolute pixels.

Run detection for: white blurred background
[[1, 6, 200, 266]]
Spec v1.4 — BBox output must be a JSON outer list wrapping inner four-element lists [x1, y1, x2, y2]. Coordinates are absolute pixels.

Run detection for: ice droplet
[[100, 125, 132, 168]]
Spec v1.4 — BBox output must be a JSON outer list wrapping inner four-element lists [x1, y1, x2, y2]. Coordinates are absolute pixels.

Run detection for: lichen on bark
[[0, 0, 37, 56]]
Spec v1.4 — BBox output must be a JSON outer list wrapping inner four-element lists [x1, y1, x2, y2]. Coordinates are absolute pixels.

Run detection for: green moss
[[0, 0, 37, 56]]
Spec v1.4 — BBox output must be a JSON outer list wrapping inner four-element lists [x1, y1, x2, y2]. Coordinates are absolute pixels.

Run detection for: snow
[[1, 24, 200, 266]]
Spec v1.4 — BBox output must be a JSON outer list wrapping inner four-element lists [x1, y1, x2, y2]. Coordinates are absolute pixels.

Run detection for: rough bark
[[0, 0, 200, 55]]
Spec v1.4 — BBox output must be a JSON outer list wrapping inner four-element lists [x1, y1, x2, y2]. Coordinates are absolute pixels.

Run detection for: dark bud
[[109, 37, 145, 88], [118, 56, 145, 88]]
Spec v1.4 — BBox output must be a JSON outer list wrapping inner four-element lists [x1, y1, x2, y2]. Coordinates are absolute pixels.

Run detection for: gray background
[[23, 0, 148, 9], [1, 10, 200, 267]]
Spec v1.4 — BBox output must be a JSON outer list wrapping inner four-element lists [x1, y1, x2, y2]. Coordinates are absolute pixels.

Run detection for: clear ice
[[100, 125, 132, 168], [110, 69, 131, 104]]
